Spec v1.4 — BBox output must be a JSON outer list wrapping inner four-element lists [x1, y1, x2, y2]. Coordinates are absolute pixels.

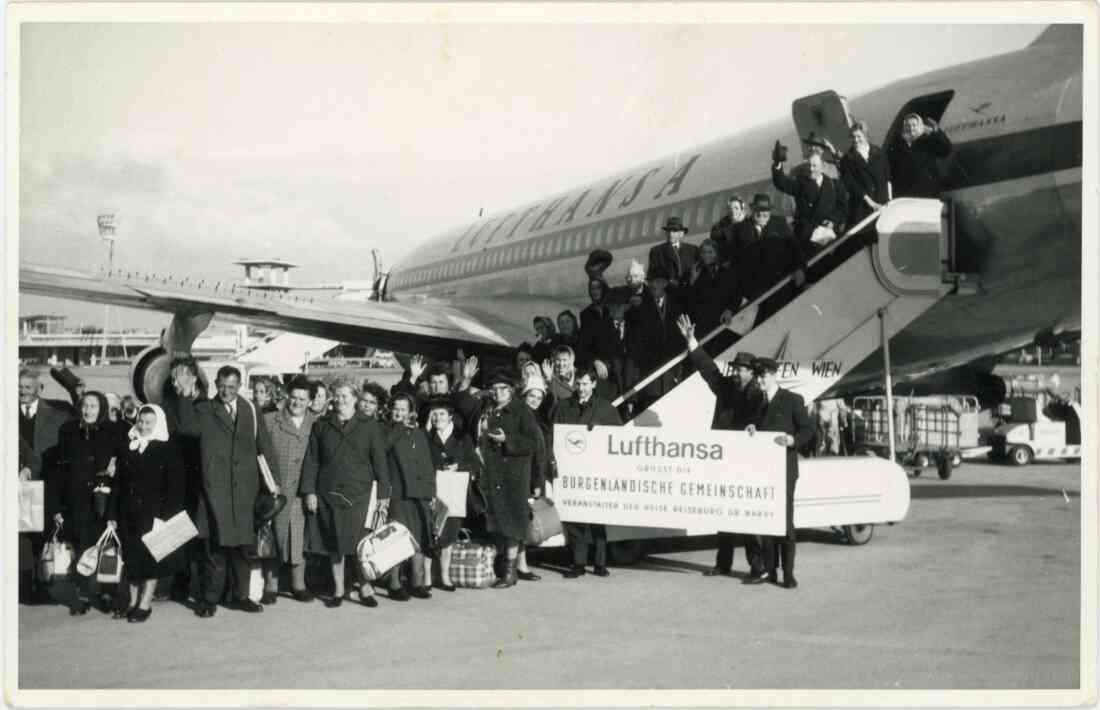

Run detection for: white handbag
[[77, 526, 112, 577], [356, 521, 419, 582], [37, 522, 74, 583], [96, 528, 124, 584], [18, 481, 45, 533]]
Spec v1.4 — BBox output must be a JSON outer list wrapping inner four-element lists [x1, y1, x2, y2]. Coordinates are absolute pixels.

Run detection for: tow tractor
[[849, 394, 981, 480], [989, 393, 1082, 465]]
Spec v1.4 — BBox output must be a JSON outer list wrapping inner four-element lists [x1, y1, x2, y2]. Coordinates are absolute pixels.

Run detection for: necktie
[[226, 402, 236, 420], [22, 405, 30, 418]]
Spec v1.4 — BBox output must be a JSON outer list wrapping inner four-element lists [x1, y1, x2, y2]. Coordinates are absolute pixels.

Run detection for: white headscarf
[[128, 403, 170, 453]]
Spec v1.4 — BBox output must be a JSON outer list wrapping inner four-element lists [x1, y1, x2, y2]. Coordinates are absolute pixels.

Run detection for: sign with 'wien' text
[[552, 425, 788, 536]]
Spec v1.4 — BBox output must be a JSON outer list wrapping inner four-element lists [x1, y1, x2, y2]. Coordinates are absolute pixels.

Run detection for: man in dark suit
[[772, 150, 848, 253], [744, 357, 814, 589], [18, 368, 72, 603], [676, 316, 769, 579], [624, 264, 685, 413], [647, 216, 698, 294], [709, 195, 747, 266]]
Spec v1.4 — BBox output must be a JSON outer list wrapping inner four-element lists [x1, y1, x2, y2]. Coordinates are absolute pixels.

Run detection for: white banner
[[553, 425, 788, 536]]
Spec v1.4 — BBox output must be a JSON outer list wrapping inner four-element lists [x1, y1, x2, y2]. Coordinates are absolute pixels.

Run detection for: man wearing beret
[[745, 356, 814, 589], [676, 315, 769, 579]]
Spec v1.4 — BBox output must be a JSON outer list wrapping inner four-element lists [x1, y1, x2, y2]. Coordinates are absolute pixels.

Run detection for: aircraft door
[[791, 90, 853, 161]]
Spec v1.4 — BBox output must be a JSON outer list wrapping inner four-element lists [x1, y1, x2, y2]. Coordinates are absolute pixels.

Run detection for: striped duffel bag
[[449, 529, 497, 589]]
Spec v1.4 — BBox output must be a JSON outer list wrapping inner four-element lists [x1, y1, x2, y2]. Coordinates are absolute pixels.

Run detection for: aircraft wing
[[19, 263, 514, 360]]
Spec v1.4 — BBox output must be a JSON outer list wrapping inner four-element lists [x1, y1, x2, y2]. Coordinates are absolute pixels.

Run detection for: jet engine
[[129, 311, 214, 404]]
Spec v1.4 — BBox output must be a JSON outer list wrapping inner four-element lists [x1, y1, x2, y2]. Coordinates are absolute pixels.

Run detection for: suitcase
[[526, 497, 563, 546], [356, 521, 419, 582], [449, 529, 497, 589]]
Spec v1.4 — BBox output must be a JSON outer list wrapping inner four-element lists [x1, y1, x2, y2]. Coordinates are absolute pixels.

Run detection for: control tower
[[234, 258, 299, 292]]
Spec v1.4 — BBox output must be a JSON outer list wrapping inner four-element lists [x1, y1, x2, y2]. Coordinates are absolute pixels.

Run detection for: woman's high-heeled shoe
[[127, 607, 152, 623], [69, 600, 90, 616]]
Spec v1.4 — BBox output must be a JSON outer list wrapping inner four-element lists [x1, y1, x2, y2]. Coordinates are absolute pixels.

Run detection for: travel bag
[[356, 520, 419, 582], [525, 497, 563, 546], [449, 529, 497, 589]]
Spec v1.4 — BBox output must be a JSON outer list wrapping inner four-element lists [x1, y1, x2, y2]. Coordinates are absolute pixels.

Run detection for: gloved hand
[[772, 140, 788, 164]]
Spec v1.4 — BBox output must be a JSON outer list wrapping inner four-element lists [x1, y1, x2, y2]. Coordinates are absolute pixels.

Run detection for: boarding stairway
[[614, 197, 957, 428], [601, 198, 959, 545]]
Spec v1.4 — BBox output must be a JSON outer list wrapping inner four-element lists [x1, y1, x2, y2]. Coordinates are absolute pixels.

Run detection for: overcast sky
[[18, 20, 1044, 329]]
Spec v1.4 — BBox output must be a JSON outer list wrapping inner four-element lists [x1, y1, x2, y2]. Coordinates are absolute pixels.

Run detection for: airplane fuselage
[[388, 33, 1082, 394]]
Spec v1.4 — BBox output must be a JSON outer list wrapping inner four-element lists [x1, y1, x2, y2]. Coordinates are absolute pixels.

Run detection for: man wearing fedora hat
[[744, 356, 814, 589], [647, 215, 698, 294], [676, 315, 768, 579], [623, 262, 685, 412], [722, 193, 807, 327]]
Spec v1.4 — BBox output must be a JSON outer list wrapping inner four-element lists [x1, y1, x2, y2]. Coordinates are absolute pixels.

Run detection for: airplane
[[19, 24, 1083, 557], [20, 24, 1082, 413]]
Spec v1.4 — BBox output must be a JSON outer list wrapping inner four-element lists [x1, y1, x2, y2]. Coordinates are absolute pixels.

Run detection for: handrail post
[[879, 307, 896, 462]]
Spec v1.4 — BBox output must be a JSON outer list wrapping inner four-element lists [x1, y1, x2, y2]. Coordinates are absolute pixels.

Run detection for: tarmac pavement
[[15, 460, 1082, 690]]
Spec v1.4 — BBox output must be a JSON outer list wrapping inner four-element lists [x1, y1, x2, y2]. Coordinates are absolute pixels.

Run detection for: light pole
[[97, 214, 127, 361]]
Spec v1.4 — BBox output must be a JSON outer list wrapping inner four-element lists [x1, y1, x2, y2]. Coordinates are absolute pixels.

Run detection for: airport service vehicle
[[21, 27, 1082, 559], [849, 395, 980, 479], [989, 395, 1083, 465]]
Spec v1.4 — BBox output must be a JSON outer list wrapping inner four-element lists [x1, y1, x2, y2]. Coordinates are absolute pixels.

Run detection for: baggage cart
[[849, 395, 980, 479]]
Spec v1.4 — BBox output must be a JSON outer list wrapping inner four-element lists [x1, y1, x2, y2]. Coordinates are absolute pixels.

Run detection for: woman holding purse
[[109, 404, 187, 623], [51, 391, 126, 615]]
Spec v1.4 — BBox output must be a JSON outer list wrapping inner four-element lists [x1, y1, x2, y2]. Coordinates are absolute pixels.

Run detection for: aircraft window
[[556, 235, 566, 255], [696, 201, 707, 227], [653, 211, 665, 236], [581, 229, 591, 249]]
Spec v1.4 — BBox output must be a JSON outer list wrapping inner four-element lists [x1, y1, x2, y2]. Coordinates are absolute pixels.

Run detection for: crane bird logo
[[564, 431, 588, 455]]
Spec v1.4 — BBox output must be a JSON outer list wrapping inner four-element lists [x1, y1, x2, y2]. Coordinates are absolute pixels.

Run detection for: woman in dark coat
[[300, 378, 391, 608], [51, 391, 126, 614], [686, 238, 740, 336], [426, 396, 482, 592], [478, 370, 540, 588], [111, 404, 187, 622], [552, 365, 623, 578], [839, 120, 892, 228], [517, 375, 555, 582], [578, 278, 622, 389], [384, 392, 437, 600]]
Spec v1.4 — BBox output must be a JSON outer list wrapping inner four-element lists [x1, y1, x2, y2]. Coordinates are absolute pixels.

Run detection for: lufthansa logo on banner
[[564, 431, 587, 454]]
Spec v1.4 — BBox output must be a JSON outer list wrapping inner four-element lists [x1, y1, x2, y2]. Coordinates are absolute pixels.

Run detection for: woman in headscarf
[[687, 238, 739, 336], [51, 390, 127, 615], [425, 396, 482, 592], [384, 392, 437, 599], [553, 310, 581, 352], [516, 375, 553, 582], [110, 404, 187, 622]]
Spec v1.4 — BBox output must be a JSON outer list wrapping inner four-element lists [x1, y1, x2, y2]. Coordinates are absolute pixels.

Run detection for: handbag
[[449, 529, 497, 589], [37, 521, 74, 583], [356, 521, 419, 582], [253, 520, 277, 560], [77, 526, 112, 577], [18, 480, 45, 533], [245, 397, 287, 526], [96, 527, 124, 584], [525, 497, 563, 546], [430, 497, 449, 538]]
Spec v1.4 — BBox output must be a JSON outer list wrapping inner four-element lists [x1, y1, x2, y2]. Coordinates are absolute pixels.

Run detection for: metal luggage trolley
[[849, 395, 981, 480]]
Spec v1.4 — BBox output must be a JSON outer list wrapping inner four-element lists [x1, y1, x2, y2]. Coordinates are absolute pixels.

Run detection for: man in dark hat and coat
[[744, 356, 814, 589], [676, 315, 769, 578], [623, 263, 685, 412], [709, 195, 748, 266], [647, 216, 698, 295]]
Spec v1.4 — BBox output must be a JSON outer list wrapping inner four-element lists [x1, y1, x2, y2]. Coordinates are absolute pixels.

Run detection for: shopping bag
[[96, 528, 124, 584], [356, 521, 419, 582], [77, 527, 112, 577], [37, 522, 73, 583], [248, 562, 264, 602], [449, 529, 497, 589], [435, 470, 470, 518], [526, 497, 563, 546], [142, 510, 199, 562], [18, 481, 45, 533]]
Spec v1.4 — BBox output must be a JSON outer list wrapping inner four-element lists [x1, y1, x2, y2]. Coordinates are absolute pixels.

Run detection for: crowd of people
[[16, 116, 953, 618]]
